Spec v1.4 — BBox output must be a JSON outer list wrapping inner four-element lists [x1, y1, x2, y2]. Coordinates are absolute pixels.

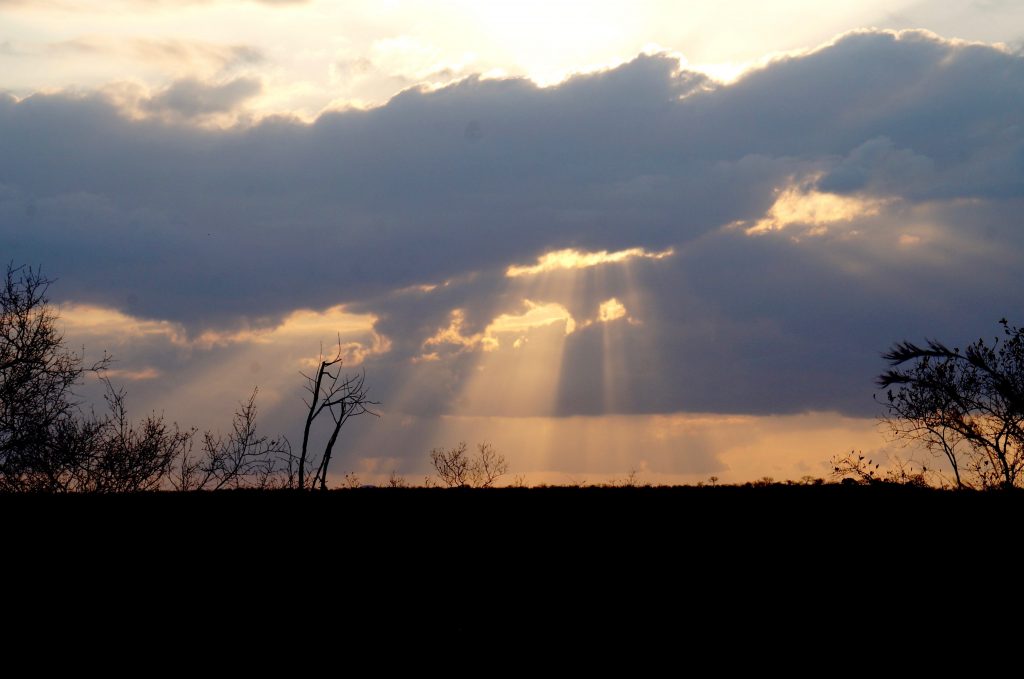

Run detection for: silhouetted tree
[[430, 441, 471, 487], [0, 264, 109, 490], [878, 319, 1024, 490], [430, 441, 508, 488], [0, 264, 215, 492], [1, 262, 351, 492], [298, 341, 378, 490], [174, 387, 289, 491], [75, 378, 194, 493], [469, 442, 508, 488]]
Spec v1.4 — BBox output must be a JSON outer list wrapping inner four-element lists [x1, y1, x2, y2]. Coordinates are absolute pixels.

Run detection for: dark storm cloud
[[2, 29, 1023, 417]]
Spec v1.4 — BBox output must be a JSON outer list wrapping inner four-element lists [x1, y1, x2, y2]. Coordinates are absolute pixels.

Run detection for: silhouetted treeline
[[0, 263, 372, 492]]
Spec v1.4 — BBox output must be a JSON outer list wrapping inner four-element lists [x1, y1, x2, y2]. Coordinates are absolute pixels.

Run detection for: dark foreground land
[[7, 482, 1017, 539], [6, 485, 1015, 646], [9, 483, 1017, 566]]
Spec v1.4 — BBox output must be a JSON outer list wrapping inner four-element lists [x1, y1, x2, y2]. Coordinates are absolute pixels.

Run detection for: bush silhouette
[[430, 441, 508, 488]]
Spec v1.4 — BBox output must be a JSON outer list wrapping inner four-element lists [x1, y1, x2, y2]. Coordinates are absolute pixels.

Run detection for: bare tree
[[298, 341, 378, 490], [468, 442, 509, 488], [0, 264, 109, 491], [173, 387, 289, 491], [0, 263, 210, 493], [1, 262, 385, 493], [430, 441, 508, 488], [79, 379, 195, 493], [12, 377, 195, 493], [1, 262, 305, 493], [430, 441, 471, 487]]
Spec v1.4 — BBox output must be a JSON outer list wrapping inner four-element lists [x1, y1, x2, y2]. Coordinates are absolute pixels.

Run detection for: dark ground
[[4, 485, 1014, 650]]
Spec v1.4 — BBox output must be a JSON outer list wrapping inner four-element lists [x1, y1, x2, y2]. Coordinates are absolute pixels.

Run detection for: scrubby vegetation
[[5, 261, 1024, 495]]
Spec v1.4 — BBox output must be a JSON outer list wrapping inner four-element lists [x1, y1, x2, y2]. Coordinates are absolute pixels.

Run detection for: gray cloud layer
[[141, 76, 262, 119], [2, 29, 1023, 419]]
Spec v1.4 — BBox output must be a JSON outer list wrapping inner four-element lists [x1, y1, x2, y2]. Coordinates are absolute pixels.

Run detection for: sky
[[2, 0, 1023, 485]]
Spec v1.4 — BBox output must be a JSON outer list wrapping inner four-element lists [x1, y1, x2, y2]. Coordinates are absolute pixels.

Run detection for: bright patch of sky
[[2, 0, 1022, 119]]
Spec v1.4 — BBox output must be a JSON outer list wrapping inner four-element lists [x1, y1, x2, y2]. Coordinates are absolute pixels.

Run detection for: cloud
[[597, 298, 627, 323], [139, 76, 261, 120], [816, 136, 936, 195], [60, 300, 383, 355], [2, 28, 1024, 428], [45, 37, 264, 72], [743, 180, 891, 235], [130, 39, 264, 71], [102, 367, 162, 381], [420, 300, 575, 359], [506, 246, 674, 277]]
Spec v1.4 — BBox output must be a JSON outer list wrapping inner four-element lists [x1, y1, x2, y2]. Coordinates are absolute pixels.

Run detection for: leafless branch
[[431, 441, 509, 488], [298, 337, 379, 490]]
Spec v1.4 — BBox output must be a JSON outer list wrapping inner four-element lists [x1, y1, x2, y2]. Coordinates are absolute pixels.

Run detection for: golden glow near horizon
[[338, 409, 895, 487], [506, 246, 674, 277]]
